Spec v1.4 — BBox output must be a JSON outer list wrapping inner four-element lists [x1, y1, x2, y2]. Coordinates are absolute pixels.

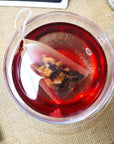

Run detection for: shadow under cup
[[4, 11, 114, 124]]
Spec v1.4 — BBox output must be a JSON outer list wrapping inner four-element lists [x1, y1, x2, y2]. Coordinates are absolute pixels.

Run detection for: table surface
[[0, 0, 114, 143]]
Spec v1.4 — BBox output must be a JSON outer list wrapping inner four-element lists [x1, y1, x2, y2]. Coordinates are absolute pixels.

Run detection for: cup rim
[[3, 11, 114, 124]]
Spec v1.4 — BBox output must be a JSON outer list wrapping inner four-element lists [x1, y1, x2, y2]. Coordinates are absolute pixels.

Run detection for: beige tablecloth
[[0, 0, 114, 143]]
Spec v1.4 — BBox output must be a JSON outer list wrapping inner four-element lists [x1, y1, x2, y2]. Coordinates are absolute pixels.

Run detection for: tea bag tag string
[[14, 8, 32, 42]]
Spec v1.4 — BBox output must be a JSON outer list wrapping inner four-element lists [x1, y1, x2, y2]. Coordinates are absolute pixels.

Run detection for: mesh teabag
[[15, 9, 89, 104], [21, 39, 89, 104]]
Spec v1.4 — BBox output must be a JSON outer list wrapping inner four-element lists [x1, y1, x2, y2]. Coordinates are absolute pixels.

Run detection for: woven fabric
[[0, 0, 114, 143]]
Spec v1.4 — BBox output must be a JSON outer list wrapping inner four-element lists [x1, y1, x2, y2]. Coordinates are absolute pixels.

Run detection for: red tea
[[12, 22, 107, 117]]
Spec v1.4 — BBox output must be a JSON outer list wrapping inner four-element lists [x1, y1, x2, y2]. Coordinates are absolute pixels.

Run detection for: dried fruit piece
[[38, 65, 45, 71], [45, 78, 53, 87], [64, 68, 70, 72], [56, 61, 62, 67], [53, 77, 63, 84], [59, 72, 65, 78], [43, 67, 50, 77], [42, 57, 55, 66], [46, 69, 53, 77]]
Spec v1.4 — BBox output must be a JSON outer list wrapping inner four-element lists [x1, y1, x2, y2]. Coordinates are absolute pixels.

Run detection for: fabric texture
[[0, 0, 114, 143]]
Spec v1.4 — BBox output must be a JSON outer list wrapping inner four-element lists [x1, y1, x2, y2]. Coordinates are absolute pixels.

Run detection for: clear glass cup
[[3, 11, 114, 128]]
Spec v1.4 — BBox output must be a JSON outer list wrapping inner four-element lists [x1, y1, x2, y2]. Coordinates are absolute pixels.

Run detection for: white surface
[[0, 0, 68, 9]]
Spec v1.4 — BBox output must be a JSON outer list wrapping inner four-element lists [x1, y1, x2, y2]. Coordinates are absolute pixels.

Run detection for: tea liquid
[[12, 22, 107, 117]]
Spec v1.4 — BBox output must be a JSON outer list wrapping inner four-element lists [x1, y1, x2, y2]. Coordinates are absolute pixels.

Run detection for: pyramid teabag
[[24, 39, 89, 104], [14, 9, 89, 104]]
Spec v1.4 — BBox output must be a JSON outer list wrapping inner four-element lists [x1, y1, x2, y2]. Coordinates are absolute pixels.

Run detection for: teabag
[[21, 38, 89, 104], [15, 9, 89, 104]]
